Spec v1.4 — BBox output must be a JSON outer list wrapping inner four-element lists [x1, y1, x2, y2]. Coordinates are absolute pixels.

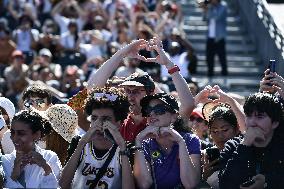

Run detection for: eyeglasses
[[124, 89, 145, 95], [24, 98, 46, 109], [189, 116, 205, 123], [145, 104, 172, 117]]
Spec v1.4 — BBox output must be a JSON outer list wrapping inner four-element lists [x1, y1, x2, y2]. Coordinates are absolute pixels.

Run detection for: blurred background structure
[[182, 0, 284, 96]]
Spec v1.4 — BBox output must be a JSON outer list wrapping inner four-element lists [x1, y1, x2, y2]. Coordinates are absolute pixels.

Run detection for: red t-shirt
[[120, 114, 147, 142]]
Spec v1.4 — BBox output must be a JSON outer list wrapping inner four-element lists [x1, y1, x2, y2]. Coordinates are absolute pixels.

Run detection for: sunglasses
[[24, 98, 46, 109], [145, 104, 172, 117], [189, 116, 205, 123]]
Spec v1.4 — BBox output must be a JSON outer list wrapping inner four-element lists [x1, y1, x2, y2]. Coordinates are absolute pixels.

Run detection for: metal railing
[[234, 0, 284, 72]]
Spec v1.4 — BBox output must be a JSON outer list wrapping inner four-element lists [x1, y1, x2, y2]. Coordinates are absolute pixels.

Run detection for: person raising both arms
[[86, 36, 194, 142]]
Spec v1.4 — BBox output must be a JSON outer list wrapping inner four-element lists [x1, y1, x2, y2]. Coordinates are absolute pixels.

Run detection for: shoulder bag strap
[[90, 144, 118, 189]]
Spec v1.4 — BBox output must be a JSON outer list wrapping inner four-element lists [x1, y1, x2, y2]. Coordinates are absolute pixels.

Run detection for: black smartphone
[[206, 148, 220, 162], [268, 59, 276, 73], [266, 59, 276, 86], [206, 147, 220, 162], [241, 179, 255, 187]]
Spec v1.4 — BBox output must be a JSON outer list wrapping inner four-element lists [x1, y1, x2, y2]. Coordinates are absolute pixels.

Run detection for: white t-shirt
[[60, 31, 77, 49], [79, 43, 103, 60], [2, 146, 61, 188], [208, 18, 216, 38], [53, 14, 85, 35], [72, 143, 122, 189]]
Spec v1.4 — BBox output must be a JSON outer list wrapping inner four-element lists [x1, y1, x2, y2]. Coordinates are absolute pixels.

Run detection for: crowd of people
[[0, 0, 283, 189]]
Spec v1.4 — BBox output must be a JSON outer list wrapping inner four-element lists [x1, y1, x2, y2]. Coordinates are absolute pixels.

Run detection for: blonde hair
[[45, 129, 69, 165]]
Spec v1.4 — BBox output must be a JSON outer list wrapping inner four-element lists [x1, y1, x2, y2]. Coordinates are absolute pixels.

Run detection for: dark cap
[[120, 72, 155, 93], [140, 93, 179, 117]]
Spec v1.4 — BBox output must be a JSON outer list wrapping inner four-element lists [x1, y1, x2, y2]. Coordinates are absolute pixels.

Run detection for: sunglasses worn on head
[[145, 104, 172, 117], [190, 116, 205, 123]]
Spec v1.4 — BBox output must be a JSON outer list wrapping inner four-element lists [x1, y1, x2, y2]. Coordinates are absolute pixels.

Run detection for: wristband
[[168, 65, 180, 74]]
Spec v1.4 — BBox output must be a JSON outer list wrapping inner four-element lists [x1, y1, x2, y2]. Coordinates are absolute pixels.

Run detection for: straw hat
[[46, 104, 78, 143]]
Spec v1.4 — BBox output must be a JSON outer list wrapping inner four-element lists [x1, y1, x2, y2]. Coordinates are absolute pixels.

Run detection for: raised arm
[[59, 122, 98, 189], [147, 37, 195, 118], [86, 39, 148, 91], [51, 0, 66, 17], [102, 121, 135, 189], [69, 0, 87, 19], [133, 126, 159, 189], [212, 85, 246, 133]]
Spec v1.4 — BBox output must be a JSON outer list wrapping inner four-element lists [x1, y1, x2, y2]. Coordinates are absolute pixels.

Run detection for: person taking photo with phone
[[194, 85, 243, 188]]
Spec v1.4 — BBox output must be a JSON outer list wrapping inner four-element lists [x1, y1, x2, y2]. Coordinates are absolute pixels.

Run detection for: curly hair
[[85, 87, 130, 122], [22, 84, 52, 104], [12, 109, 52, 138], [208, 104, 238, 130]]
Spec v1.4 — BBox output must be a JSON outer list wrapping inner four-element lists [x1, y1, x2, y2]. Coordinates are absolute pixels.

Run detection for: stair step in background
[[181, 0, 262, 96]]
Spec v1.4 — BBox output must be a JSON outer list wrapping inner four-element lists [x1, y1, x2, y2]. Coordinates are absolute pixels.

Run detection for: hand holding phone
[[241, 179, 255, 187], [206, 147, 220, 162], [266, 60, 276, 86]]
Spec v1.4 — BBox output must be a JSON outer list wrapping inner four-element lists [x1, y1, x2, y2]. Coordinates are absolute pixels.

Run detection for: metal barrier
[[234, 0, 284, 72]]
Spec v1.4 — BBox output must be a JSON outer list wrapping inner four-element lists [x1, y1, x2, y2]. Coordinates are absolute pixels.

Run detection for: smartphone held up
[[266, 59, 276, 87]]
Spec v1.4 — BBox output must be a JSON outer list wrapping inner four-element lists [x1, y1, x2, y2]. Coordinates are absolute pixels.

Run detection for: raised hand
[[202, 154, 219, 181], [159, 127, 184, 144], [240, 174, 266, 189], [195, 85, 215, 105], [136, 125, 159, 144], [242, 127, 265, 147], [120, 39, 148, 61], [80, 118, 103, 144], [29, 151, 52, 175], [11, 151, 29, 180], [102, 120, 126, 149], [270, 72, 284, 97], [142, 36, 172, 67]]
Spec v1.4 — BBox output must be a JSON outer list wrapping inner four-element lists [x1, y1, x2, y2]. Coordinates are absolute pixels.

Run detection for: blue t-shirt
[[142, 132, 201, 189]]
